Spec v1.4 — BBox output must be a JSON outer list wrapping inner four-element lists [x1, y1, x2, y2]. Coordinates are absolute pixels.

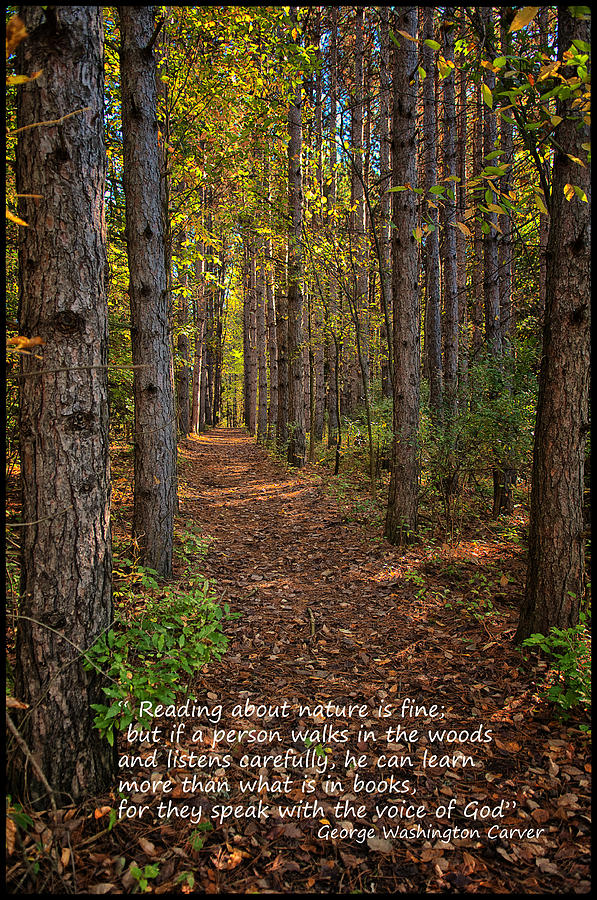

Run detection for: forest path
[[168, 427, 589, 894], [178, 426, 425, 698]]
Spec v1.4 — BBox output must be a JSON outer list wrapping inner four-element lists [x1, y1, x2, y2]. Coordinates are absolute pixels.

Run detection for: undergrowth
[[83, 521, 239, 745]]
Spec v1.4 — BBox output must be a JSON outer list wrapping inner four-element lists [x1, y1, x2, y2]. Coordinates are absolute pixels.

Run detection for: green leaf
[[481, 82, 493, 109], [424, 39, 441, 51]]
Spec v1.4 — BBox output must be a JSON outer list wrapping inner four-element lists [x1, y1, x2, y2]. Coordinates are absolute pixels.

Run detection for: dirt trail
[[179, 427, 423, 696], [169, 427, 590, 894]]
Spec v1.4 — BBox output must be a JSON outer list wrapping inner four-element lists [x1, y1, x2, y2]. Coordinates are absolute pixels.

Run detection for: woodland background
[[5, 5, 591, 894]]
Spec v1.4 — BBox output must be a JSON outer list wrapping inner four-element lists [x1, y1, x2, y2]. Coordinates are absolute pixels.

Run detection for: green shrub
[[84, 528, 238, 744], [522, 610, 591, 730]]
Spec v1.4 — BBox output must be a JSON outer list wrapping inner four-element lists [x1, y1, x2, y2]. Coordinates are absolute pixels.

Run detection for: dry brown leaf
[[367, 835, 393, 853], [138, 837, 156, 855], [6, 15, 27, 57], [7, 335, 44, 350], [462, 850, 477, 874], [6, 817, 17, 856], [6, 209, 29, 227], [494, 737, 521, 753], [6, 696, 29, 709], [94, 806, 112, 820]]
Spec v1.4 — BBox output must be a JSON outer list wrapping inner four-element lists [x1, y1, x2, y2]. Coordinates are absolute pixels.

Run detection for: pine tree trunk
[[190, 212, 205, 434], [14, 5, 114, 801], [276, 245, 289, 449], [257, 249, 268, 442], [471, 85, 484, 358], [516, 7, 590, 641], [175, 231, 190, 438], [456, 60, 468, 394], [349, 7, 369, 404], [326, 7, 340, 446], [499, 19, 514, 355], [480, 8, 502, 358], [120, 6, 176, 577], [266, 237, 278, 442], [378, 6, 393, 398], [442, 9, 458, 419], [422, 6, 442, 421], [287, 8, 306, 468], [385, 7, 420, 545]]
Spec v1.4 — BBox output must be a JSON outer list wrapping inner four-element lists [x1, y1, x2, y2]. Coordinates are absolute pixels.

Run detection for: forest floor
[[6, 427, 591, 894]]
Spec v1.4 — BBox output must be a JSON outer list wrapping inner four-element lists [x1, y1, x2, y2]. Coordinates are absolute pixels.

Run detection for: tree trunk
[[441, 9, 458, 419], [378, 6, 393, 397], [190, 207, 205, 434], [499, 17, 514, 355], [350, 7, 369, 399], [326, 7, 340, 446], [422, 6, 442, 421], [286, 8, 306, 467], [175, 230, 190, 438], [14, 5, 114, 802], [537, 7, 551, 324], [266, 238, 278, 442], [480, 8, 502, 358], [276, 244, 289, 449], [256, 249, 268, 442], [456, 59, 468, 395], [385, 7, 420, 545], [516, 7, 590, 642], [471, 84, 485, 360], [120, 6, 176, 577]]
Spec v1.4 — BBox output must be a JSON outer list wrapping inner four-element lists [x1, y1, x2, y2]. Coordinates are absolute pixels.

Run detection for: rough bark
[[256, 249, 268, 442], [175, 230, 190, 437], [14, 5, 114, 802], [480, 7, 502, 358], [326, 7, 340, 446], [378, 6, 393, 397], [422, 6, 442, 421], [190, 254, 205, 435], [471, 84, 484, 357], [266, 238, 278, 442], [516, 8, 590, 641], [537, 7, 551, 322], [350, 7, 369, 397], [276, 244, 289, 449], [286, 8, 306, 468], [499, 17, 514, 354], [385, 7, 420, 545], [456, 59, 468, 393], [120, 5, 176, 577], [442, 9, 458, 418]]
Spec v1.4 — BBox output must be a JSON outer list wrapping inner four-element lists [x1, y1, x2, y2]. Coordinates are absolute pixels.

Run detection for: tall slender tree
[[14, 5, 114, 801], [516, 7, 591, 641], [378, 6, 393, 398], [286, 7, 306, 467], [422, 6, 442, 421], [441, 9, 459, 419], [385, 7, 420, 544], [120, 5, 176, 577]]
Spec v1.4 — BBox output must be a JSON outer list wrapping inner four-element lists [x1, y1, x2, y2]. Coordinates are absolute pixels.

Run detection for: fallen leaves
[[6, 429, 590, 895]]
